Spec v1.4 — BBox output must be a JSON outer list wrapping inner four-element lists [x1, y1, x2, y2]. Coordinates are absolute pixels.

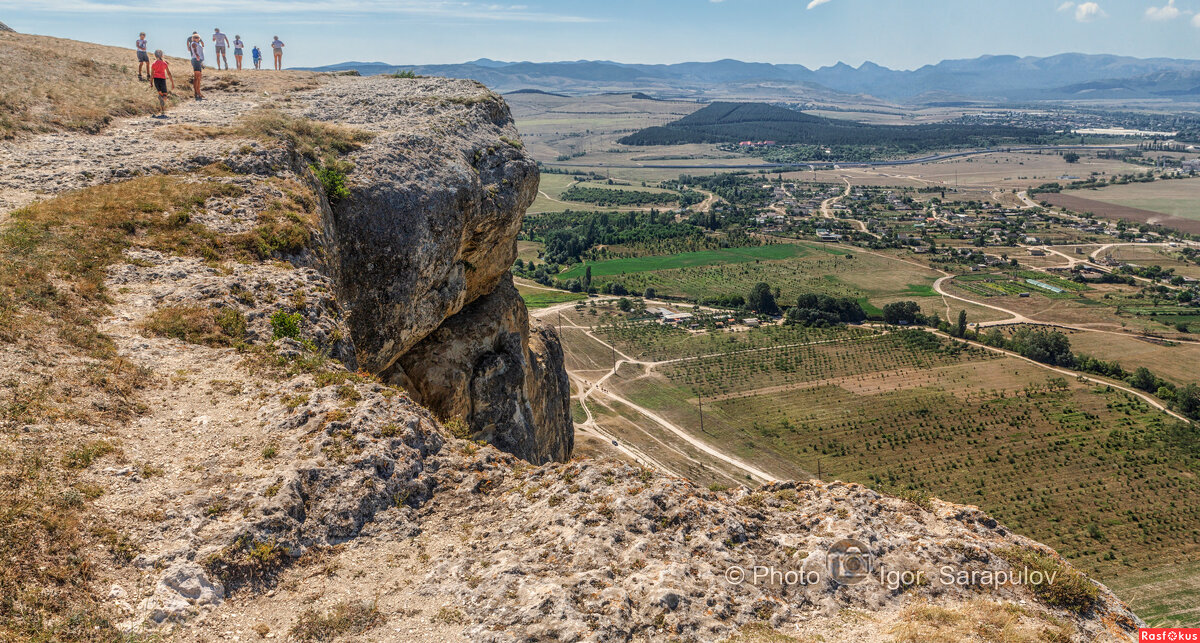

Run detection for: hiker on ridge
[[135, 32, 150, 81], [233, 34, 245, 71], [187, 33, 205, 101], [271, 35, 284, 70], [149, 50, 175, 118], [212, 28, 229, 70]]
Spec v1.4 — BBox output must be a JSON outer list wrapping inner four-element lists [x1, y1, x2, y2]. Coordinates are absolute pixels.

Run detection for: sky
[[2, 0, 1199, 69]]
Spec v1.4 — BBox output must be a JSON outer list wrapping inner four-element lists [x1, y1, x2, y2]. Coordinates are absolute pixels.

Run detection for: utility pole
[[612, 343, 616, 370], [698, 391, 705, 435], [817, 458, 822, 480]]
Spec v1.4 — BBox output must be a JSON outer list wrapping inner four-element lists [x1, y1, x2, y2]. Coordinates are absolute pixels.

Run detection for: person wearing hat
[[187, 33, 205, 100], [233, 34, 245, 71]]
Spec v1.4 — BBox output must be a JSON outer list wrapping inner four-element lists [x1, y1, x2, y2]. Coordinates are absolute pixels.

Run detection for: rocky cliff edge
[[0, 67, 1142, 641]]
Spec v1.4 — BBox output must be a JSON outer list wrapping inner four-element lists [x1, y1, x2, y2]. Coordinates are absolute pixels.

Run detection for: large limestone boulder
[[306, 77, 539, 375], [388, 276, 572, 464], [300, 77, 567, 464]]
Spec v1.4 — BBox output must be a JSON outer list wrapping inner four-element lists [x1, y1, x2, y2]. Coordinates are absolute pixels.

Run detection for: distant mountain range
[[300, 54, 1200, 103]]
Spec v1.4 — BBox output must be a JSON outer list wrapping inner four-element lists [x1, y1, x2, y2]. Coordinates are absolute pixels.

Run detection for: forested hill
[[617, 101, 1048, 148]]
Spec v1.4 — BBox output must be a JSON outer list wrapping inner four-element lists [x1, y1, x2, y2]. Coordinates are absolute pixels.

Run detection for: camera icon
[[827, 538, 872, 586]]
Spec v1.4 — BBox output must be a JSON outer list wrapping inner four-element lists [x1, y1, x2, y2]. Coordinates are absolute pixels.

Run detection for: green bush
[[313, 163, 351, 205], [270, 311, 302, 340]]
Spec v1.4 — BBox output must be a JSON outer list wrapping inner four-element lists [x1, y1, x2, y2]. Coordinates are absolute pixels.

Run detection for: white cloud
[[1057, 2, 1075, 12], [1074, 2, 1105, 21], [806, 0, 834, 9], [1194, 12, 1200, 26], [1145, 0, 1182, 20], [0, 0, 599, 22]]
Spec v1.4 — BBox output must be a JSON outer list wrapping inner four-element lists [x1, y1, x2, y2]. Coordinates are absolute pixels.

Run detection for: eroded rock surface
[[389, 276, 572, 464], [295, 76, 566, 465], [303, 77, 539, 374]]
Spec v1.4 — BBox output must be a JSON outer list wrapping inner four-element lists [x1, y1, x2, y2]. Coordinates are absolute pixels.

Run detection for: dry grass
[[721, 623, 805, 642], [1, 174, 239, 347], [142, 305, 247, 346], [996, 547, 1100, 613], [0, 171, 318, 638], [0, 447, 125, 640], [160, 108, 374, 162], [0, 31, 179, 138], [890, 600, 1074, 643], [289, 600, 384, 642], [0, 31, 322, 139]]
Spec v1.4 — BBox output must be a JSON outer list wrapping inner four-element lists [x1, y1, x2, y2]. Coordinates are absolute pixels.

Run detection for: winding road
[[531, 300, 781, 483]]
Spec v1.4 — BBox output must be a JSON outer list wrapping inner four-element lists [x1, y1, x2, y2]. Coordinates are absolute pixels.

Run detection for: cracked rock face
[[389, 276, 572, 465], [299, 77, 567, 464], [305, 77, 539, 375]]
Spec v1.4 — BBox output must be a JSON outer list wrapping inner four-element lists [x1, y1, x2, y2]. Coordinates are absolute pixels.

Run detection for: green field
[[558, 244, 806, 279], [952, 271, 1088, 300], [518, 288, 588, 309], [561, 244, 940, 308]]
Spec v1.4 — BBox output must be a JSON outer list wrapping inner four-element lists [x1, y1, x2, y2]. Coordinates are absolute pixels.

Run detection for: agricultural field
[[1043, 192, 1200, 235], [561, 242, 942, 312], [1065, 178, 1200, 222], [779, 152, 1140, 192], [515, 281, 587, 309], [516, 240, 544, 264], [1108, 559, 1200, 628], [951, 271, 1088, 299], [1096, 244, 1200, 280], [560, 316, 1200, 621], [557, 244, 805, 280], [1065, 330, 1200, 388]]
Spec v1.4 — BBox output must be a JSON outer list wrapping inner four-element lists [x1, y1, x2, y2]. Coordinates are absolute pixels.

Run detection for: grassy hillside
[[0, 31, 187, 137], [617, 101, 1047, 148], [0, 31, 317, 139]]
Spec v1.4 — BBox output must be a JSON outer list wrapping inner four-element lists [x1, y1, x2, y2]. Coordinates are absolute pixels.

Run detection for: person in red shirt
[[149, 50, 175, 118]]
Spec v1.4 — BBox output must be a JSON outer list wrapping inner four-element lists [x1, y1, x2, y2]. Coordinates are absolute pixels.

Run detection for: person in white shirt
[[135, 32, 150, 81], [233, 35, 245, 71], [271, 36, 284, 71], [212, 28, 229, 70], [187, 33, 205, 100]]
